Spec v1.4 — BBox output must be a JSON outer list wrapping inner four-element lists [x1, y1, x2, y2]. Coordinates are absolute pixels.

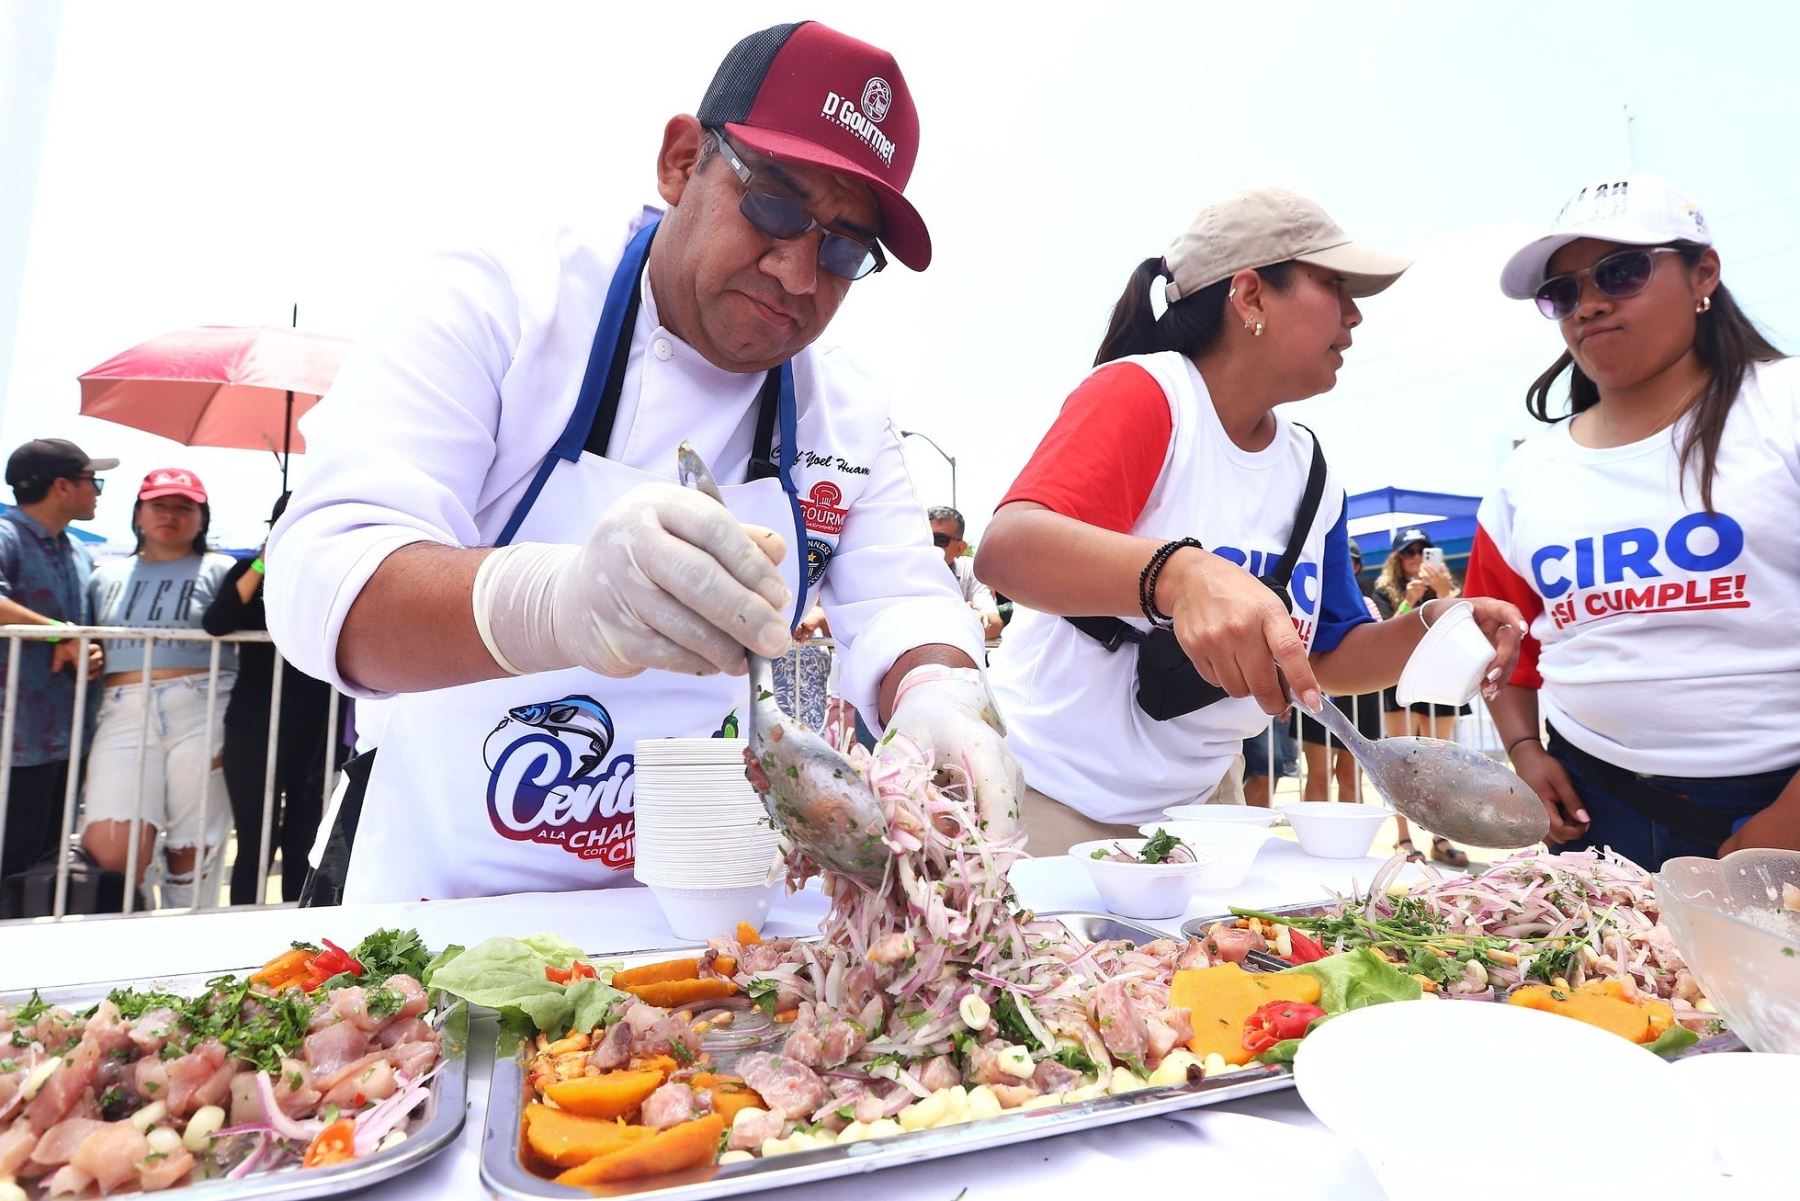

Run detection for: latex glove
[[473, 481, 793, 678], [880, 665, 1022, 840]]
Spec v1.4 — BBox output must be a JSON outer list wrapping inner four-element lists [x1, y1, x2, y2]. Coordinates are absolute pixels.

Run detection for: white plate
[[1294, 998, 1700, 1199]]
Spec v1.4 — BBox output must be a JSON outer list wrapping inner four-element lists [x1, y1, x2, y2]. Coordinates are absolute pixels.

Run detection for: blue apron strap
[[496, 219, 659, 547], [773, 363, 809, 631]]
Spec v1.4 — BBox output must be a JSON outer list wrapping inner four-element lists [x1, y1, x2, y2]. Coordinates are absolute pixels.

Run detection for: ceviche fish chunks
[[0, 928, 446, 1198]]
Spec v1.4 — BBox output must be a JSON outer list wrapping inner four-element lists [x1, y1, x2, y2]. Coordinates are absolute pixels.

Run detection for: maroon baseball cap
[[138, 467, 208, 503], [697, 21, 930, 271]]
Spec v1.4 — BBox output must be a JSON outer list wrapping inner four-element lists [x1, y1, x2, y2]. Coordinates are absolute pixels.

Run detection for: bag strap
[[1263, 423, 1328, 588], [1065, 423, 1330, 653]]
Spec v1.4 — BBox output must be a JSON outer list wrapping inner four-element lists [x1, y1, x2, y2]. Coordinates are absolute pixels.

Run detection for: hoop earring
[[1696, 295, 1712, 314]]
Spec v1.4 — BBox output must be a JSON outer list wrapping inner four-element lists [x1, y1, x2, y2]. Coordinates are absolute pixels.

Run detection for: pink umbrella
[[78, 324, 351, 489]]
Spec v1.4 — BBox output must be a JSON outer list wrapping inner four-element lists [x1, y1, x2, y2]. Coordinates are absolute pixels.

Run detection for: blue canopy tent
[[1344, 487, 1482, 576]]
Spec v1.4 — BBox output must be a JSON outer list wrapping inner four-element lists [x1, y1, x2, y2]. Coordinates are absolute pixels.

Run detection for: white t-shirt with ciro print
[[1467, 357, 1800, 776]]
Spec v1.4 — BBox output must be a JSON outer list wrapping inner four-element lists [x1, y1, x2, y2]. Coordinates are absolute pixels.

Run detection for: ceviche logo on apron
[[483, 695, 635, 868]]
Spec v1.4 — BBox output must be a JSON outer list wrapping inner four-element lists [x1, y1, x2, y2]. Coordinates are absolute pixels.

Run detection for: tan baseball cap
[[1164, 187, 1410, 303]]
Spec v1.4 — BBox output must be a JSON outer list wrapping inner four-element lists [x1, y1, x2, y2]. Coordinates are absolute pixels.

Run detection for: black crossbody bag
[[1064, 430, 1328, 722]]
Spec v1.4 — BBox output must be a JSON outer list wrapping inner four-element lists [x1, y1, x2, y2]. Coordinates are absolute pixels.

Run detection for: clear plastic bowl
[[1071, 838, 1221, 920], [1653, 848, 1800, 1055], [1137, 822, 1272, 890]]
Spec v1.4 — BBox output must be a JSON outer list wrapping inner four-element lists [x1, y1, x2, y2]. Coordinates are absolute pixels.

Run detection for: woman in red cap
[[1467, 173, 1799, 870], [80, 468, 238, 908]]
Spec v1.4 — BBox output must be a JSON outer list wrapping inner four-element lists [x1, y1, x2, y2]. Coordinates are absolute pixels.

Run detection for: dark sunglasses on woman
[[713, 132, 887, 282], [1535, 246, 1680, 320]]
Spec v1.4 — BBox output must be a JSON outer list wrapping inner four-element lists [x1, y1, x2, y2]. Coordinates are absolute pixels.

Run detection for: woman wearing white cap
[[81, 468, 238, 907], [1467, 174, 1798, 869], [978, 189, 1525, 852]]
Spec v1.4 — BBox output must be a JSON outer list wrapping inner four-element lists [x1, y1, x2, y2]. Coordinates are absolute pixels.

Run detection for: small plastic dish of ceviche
[[1071, 835, 1221, 919]]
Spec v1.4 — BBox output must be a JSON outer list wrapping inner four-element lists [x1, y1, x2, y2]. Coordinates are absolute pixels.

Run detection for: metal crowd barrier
[[0, 624, 340, 921]]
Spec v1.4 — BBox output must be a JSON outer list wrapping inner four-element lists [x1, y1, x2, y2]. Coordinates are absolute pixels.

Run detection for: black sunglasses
[[70, 474, 105, 494], [931, 531, 954, 548], [714, 134, 886, 282], [1535, 247, 1680, 320]]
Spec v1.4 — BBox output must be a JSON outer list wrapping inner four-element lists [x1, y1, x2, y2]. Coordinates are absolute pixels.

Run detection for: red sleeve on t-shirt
[[1463, 523, 1544, 689], [998, 362, 1174, 534]]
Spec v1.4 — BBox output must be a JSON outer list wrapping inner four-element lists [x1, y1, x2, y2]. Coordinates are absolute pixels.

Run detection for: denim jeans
[[1546, 724, 1791, 870]]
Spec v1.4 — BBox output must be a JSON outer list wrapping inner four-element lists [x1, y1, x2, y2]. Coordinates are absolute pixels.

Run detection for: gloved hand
[[880, 665, 1022, 841], [473, 481, 793, 678]]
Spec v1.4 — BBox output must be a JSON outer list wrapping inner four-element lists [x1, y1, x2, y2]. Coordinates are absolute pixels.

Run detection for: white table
[[5, 842, 1404, 1200]]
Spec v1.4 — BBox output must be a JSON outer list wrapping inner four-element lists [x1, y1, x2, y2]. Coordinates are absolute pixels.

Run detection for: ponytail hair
[[1094, 257, 1295, 367]]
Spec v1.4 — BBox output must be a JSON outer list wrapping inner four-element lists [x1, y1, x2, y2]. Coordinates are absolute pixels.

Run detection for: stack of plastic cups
[[633, 738, 781, 940]]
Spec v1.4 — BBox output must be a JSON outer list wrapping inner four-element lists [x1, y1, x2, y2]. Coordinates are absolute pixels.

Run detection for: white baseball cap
[[1499, 173, 1711, 299]]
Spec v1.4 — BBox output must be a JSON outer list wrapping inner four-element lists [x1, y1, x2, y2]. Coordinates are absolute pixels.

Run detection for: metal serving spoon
[[1294, 690, 1549, 849], [676, 443, 890, 884]]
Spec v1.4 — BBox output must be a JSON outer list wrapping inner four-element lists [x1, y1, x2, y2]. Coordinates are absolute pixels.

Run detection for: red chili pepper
[[545, 965, 573, 984], [544, 962, 596, 985], [1285, 930, 1329, 964], [1242, 1001, 1328, 1054], [318, 938, 365, 976]]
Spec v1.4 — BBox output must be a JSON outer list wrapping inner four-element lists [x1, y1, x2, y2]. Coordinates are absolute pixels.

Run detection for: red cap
[[138, 467, 208, 503], [697, 22, 929, 271]]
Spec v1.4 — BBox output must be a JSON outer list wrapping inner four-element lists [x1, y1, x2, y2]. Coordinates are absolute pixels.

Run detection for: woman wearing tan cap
[[979, 188, 1526, 852]]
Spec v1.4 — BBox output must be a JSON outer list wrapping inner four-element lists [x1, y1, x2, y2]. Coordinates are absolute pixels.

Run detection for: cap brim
[[725, 123, 931, 272], [138, 486, 207, 503], [1499, 224, 1686, 298], [85, 457, 120, 472], [1294, 242, 1411, 297]]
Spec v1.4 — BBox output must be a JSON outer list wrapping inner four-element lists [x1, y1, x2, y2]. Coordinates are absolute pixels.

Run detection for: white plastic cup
[[649, 882, 777, 941], [1394, 600, 1491, 707]]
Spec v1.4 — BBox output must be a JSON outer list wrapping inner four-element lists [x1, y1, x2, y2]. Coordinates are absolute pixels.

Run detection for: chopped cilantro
[[1051, 1044, 1100, 1075], [669, 1040, 695, 1066], [143, 1079, 161, 1094], [991, 991, 1034, 1046], [365, 988, 406, 1021], [10, 991, 49, 1024], [0, 1059, 14, 1072], [1137, 828, 1188, 864], [322, 1104, 341, 1124], [99, 1085, 127, 1112], [286, 1070, 304, 1091], [746, 978, 780, 1018]]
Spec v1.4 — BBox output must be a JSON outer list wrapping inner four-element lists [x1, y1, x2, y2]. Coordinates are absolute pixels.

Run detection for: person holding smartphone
[[1371, 528, 1470, 864]]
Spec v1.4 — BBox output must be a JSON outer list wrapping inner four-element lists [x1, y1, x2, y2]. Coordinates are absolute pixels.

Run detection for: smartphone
[[1422, 547, 1445, 568]]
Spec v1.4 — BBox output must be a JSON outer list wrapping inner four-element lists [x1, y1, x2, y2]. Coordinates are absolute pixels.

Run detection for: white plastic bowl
[[1161, 804, 1279, 828], [648, 882, 776, 941], [1136, 822, 1271, 890], [1394, 599, 1491, 707], [1294, 998, 1699, 1200], [1280, 801, 1392, 859], [1070, 838, 1220, 920]]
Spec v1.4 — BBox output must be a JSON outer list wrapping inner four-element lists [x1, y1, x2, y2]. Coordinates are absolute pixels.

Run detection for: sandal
[[1430, 836, 1470, 868], [1394, 838, 1424, 863]]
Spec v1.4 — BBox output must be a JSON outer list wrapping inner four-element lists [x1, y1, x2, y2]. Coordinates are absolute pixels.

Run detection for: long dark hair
[[131, 500, 212, 556], [1094, 258, 1295, 366], [1525, 242, 1786, 511]]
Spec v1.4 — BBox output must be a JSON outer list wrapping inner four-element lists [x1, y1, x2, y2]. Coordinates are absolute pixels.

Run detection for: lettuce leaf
[[1644, 1024, 1700, 1058], [424, 934, 623, 1036], [1287, 949, 1422, 1012]]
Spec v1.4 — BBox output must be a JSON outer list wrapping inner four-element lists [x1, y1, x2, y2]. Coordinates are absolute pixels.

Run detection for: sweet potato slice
[[1169, 963, 1323, 1065], [619, 977, 738, 1008], [612, 958, 701, 988], [523, 1104, 655, 1168], [736, 922, 763, 946], [554, 1113, 726, 1186], [690, 1073, 766, 1123], [544, 1068, 666, 1120], [709, 956, 738, 978]]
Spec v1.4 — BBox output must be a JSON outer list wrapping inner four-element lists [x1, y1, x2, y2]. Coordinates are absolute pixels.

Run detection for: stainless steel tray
[[1182, 902, 1749, 1057], [4, 969, 470, 1201], [480, 910, 1295, 1201]]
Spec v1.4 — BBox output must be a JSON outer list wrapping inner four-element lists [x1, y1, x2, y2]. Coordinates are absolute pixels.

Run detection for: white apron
[[341, 221, 808, 902]]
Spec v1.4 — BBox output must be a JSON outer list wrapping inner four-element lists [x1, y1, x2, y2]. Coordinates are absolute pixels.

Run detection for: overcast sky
[[4, 0, 1798, 549]]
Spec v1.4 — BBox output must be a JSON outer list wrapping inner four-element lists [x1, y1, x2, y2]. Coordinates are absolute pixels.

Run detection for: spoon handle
[[1292, 689, 1379, 760]]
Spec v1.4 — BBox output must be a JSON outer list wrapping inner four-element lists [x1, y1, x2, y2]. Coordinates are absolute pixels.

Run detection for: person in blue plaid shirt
[[0, 438, 112, 876]]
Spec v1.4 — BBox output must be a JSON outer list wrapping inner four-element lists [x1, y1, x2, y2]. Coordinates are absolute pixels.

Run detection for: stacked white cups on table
[[632, 738, 781, 941]]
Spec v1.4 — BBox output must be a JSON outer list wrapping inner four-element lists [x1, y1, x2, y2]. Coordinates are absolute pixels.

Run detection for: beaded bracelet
[[1139, 538, 1204, 627]]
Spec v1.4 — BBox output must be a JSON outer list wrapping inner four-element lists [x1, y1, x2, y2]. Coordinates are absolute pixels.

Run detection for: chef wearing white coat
[[265, 21, 1019, 903]]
